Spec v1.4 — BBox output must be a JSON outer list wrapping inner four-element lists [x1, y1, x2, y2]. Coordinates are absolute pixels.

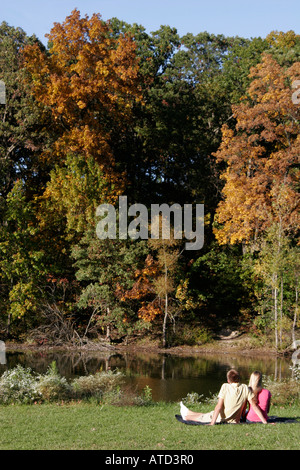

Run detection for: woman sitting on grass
[[246, 371, 271, 423]]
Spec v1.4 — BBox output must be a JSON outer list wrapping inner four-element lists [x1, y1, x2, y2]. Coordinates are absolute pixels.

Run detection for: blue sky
[[0, 0, 299, 44]]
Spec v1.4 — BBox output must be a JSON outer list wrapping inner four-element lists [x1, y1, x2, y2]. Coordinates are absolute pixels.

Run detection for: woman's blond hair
[[248, 371, 263, 402]]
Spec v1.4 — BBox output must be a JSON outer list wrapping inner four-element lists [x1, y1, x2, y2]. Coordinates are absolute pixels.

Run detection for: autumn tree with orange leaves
[[214, 53, 300, 349], [214, 54, 299, 246], [22, 9, 142, 176]]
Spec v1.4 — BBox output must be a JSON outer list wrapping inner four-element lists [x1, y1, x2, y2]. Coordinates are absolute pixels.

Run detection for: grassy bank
[[0, 402, 299, 450]]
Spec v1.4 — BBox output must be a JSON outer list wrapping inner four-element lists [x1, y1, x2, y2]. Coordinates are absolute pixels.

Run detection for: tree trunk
[[106, 319, 110, 340], [6, 313, 11, 338], [279, 277, 283, 347], [162, 252, 168, 348], [292, 276, 298, 348], [162, 292, 168, 348], [273, 273, 278, 351]]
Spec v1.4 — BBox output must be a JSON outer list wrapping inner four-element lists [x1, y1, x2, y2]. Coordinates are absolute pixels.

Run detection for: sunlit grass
[[0, 402, 299, 450]]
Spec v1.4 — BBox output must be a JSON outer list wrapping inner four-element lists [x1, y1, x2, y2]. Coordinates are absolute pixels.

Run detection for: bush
[[0, 364, 40, 404], [264, 372, 300, 406], [133, 385, 153, 406], [182, 391, 218, 407], [0, 364, 125, 404], [182, 391, 205, 405], [36, 362, 72, 401], [72, 369, 124, 400]]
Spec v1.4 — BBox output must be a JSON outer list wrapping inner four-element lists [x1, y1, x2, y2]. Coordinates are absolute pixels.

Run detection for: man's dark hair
[[227, 369, 240, 383]]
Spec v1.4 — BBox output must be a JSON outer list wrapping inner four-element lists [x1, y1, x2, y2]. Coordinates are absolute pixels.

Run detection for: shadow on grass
[[175, 414, 300, 425]]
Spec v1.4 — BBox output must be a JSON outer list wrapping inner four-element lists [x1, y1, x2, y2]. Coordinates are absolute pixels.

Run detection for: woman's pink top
[[247, 388, 271, 422]]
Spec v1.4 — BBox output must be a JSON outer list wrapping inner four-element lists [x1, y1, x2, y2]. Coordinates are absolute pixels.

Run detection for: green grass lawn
[[0, 402, 299, 450]]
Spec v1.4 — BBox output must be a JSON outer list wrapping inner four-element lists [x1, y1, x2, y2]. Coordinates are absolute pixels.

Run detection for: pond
[[0, 348, 294, 402]]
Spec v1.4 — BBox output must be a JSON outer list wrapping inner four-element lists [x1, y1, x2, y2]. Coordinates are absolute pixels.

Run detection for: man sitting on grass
[[180, 369, 268, 425]]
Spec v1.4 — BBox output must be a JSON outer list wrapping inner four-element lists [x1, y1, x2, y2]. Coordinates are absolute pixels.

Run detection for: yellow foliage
[[213, 55, 300, 245]]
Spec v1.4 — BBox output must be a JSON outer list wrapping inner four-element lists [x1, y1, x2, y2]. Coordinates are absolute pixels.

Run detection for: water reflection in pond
[[0, 349, 293, 402]]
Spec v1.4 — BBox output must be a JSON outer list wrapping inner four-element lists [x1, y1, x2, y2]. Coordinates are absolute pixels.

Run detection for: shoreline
[[3, 335, 291, 358]]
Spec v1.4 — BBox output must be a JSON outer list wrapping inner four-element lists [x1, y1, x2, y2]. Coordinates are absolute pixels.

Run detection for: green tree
[[251, 183, 300, 350], [72, 228, 149, 340], [107, 24, 236, 227], [0, 180, 46, 336], [266, 30, 300, 66], [179, 243, 255, 329], [253, 225, 299, 350], [40, 152, 123, 241], [221, 36, 269, 104], [0, 22, 51, 209]]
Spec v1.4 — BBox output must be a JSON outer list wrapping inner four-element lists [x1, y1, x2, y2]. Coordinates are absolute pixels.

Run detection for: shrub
[[264, 373, 300, 406], [133, 385, 153, 406], [182, 391, 218, 406], [0, 364, 126, 404], [36, 362, 72, 401], [0, 364, 40, 404], [71, 369, 124, 400], [182, 391, 205, 405]]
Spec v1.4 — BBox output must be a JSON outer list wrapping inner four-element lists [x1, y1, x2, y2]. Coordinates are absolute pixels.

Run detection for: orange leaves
[[21, 9, 140, 246], [118, 255, 163, 323], [22, 9, 142, 171], [137, 303, 162, 322], [121, 255, 159, 300], [214, 55, 300, 245]]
